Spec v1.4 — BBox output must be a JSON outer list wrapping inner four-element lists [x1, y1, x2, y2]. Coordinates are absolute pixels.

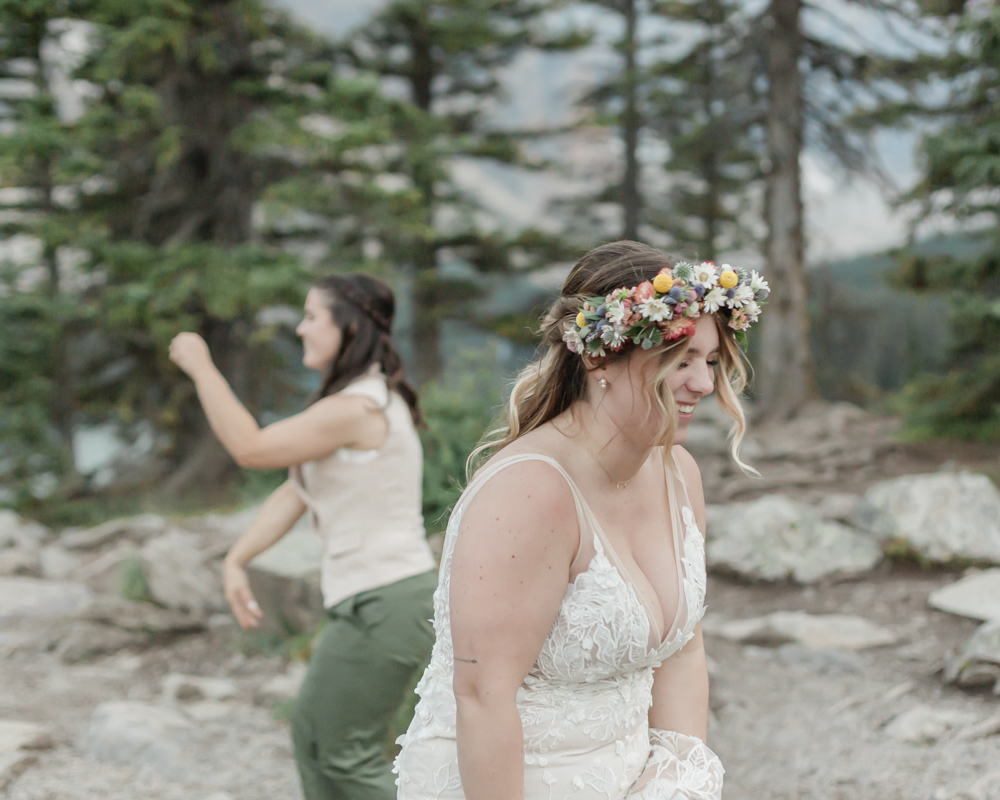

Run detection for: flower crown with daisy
[[562, 261, 769, 357]]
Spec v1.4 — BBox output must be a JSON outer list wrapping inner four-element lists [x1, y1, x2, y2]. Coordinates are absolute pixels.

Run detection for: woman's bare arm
[[222, 480, 307, 628], [169, 333, 387, 468], [450, 462, 579, 800], [648, 446, 711, 739]]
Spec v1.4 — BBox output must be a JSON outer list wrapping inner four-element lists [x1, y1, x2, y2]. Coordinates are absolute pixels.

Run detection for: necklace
[[582, 441, 641, 490]]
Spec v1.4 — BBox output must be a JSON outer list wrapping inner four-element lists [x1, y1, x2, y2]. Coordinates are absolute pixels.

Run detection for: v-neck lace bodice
[[394, 451, 712, 800]]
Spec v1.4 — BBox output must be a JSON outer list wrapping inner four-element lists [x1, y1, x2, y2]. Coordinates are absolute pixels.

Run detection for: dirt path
[[3, 564, 997, 799]]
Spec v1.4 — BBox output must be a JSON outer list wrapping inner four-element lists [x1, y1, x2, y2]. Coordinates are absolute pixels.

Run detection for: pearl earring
[[599, 378, 608, 389]]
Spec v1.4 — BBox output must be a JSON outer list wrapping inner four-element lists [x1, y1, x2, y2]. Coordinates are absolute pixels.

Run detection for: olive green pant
[[292, 570, 437, 800]]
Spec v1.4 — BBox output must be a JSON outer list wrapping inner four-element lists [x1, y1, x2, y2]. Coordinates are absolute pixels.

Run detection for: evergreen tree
[[645, 0, 762, 261], [346, 0, 584, 382], [876, 4, 1000, 438], [0, 0, 95, 502]]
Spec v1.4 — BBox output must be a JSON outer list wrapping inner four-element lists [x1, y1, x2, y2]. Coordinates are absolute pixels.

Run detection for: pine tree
[[0, 0, 95, 502], [645, 0, 762, 261], [875, 4, 1000, 438], [346, 0, 584, 382]]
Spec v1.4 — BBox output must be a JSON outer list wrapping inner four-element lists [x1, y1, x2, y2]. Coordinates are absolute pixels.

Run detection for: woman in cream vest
[[169, 274, 437, 800]]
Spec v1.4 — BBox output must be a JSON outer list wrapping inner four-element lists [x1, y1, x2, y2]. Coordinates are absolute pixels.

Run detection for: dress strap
[[457, 454, 593, 565]]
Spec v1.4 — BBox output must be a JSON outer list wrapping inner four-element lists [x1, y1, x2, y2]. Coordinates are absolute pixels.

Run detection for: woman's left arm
[[629, 447, 722, 799], [648, 445, 710, 739], [169, 333, 386, 468]]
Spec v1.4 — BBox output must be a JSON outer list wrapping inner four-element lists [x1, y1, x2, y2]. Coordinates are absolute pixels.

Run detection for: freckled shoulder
[[459, 459, 581, 558]]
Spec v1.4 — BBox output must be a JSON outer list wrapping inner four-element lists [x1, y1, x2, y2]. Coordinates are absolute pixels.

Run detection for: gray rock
[[815, 493, 861, 524], [161, 673, 237, 704], [0, 577, 92, 622], [58, 621, 146, 663], [884, 704, 979, 744], [928, 569, 1000, 622], [0, 511, 49, 550], [246, 526, 323, 634], [71, 543, 139, 595], [703, 610, 897, 650], [61, 513, 166, 551], [856, 472, 1000, 564], [943, 619, 1000, 693], [140, 530, 225, 614], [0, 547, 40, 577], [81, 701, 196, 779], [0, 720, 54, 753], [953, 711, 1000, 742], [39, 544, 86, 580], [257, 662, 307, 705], [75, 594, 206, 633], [0, 752, 37, 792], [743, 643, 870, 674], [705, 495, 883, 583]]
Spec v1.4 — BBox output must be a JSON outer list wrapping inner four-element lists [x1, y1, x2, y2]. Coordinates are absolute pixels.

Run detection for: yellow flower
[[652, 273, 674, 293], [719, 270, 738, 289]]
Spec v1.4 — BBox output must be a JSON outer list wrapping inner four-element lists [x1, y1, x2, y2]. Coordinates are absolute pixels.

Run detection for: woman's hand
[[169, 332, 214, 380], [223, 558, 264, 629]]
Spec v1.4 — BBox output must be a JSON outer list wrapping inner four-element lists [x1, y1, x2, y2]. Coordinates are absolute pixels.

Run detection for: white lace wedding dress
[[394, 451, 724, 800]]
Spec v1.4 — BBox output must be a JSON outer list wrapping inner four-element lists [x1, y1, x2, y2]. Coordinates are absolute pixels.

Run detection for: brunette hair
[[471, 240, 753, 472], [311, 273, 422, 426]]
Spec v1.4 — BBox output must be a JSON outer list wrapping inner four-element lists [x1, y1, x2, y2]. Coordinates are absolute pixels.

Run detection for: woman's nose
[[689, 361, 716, 396]]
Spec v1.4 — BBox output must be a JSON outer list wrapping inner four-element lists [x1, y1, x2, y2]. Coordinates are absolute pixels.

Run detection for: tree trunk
[[408, 14, 442, 384], [756, 0, 816, 418], [621, 0, 641, 241]]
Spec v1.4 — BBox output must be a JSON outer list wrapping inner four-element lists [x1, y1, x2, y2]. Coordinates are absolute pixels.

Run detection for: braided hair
[[310, 273, 422, 427]]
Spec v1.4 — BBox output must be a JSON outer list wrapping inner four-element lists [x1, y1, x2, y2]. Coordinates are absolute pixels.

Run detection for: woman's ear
[[581, 353, 605, 373]]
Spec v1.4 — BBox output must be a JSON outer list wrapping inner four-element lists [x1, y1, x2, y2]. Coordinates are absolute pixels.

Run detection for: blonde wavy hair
[[470, 241, 755, 476]]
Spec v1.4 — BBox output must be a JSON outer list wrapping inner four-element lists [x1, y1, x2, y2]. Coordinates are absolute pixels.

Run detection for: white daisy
[[562, 327, 584, 353], [744, 300, 761, 322], [728, 284, 754, 308], [703, 287, 726, 313], [750, 270, 770, 295], [638, 297, 672, 322], [605, 299, 628, 326], [600, 324, 627, 349], [693, 262, 718, 288]]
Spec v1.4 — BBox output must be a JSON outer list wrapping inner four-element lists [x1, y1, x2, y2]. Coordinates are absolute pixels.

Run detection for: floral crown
[[562, 261, 768, 357]]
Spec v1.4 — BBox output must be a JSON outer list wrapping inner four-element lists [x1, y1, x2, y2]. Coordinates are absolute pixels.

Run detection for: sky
[[275, 0, 921, 264]]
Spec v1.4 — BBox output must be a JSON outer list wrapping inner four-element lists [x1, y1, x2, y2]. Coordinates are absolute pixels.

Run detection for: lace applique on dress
[[393, 453, 722, 800]]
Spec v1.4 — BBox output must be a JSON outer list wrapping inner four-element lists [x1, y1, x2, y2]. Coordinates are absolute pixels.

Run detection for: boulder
[[139, 530, 225, 614], [0, 548, 40, 578], [71, 543, 139, 595], [702, 610, 897, 651], [75, 594, 206, 634], [60, 513, 166, 551], [81, 701, 196, 779], [928, 569, 1000, 622], [0, 511, 49, 550], [38, 544, 86, 580], [705, 495, 882, 583], [246, 525, 323, 634], [161, 673, 237, 704], [942, 620, 1000, 694], [257, 662, 307, 705], [0, 720, 53, 752], [0, 576, 92, 622], [855, 471, 1000, 564], [0, 719, 53, 792], [884, 704, 979, 744], [58, 621, 145, 664], [0, 753, 37, 792]]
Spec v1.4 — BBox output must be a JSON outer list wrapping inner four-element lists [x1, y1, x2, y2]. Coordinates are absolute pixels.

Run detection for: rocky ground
[[1, 402, 999, 799]]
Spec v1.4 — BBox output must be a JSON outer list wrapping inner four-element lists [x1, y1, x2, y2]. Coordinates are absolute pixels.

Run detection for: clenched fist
[[169, 332, 214, 379]]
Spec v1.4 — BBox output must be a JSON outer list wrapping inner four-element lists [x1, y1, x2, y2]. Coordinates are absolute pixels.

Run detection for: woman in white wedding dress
[[395, 241, 767, 800]]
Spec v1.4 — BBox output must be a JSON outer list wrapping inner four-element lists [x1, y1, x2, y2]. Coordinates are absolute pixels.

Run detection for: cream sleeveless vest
[[290, 371, 436, 608]]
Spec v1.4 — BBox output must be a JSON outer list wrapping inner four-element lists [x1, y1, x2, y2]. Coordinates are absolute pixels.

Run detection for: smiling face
[[593, 314, 719, 447], [664, 314, 720, 444], [295, 287, 343, 371]]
